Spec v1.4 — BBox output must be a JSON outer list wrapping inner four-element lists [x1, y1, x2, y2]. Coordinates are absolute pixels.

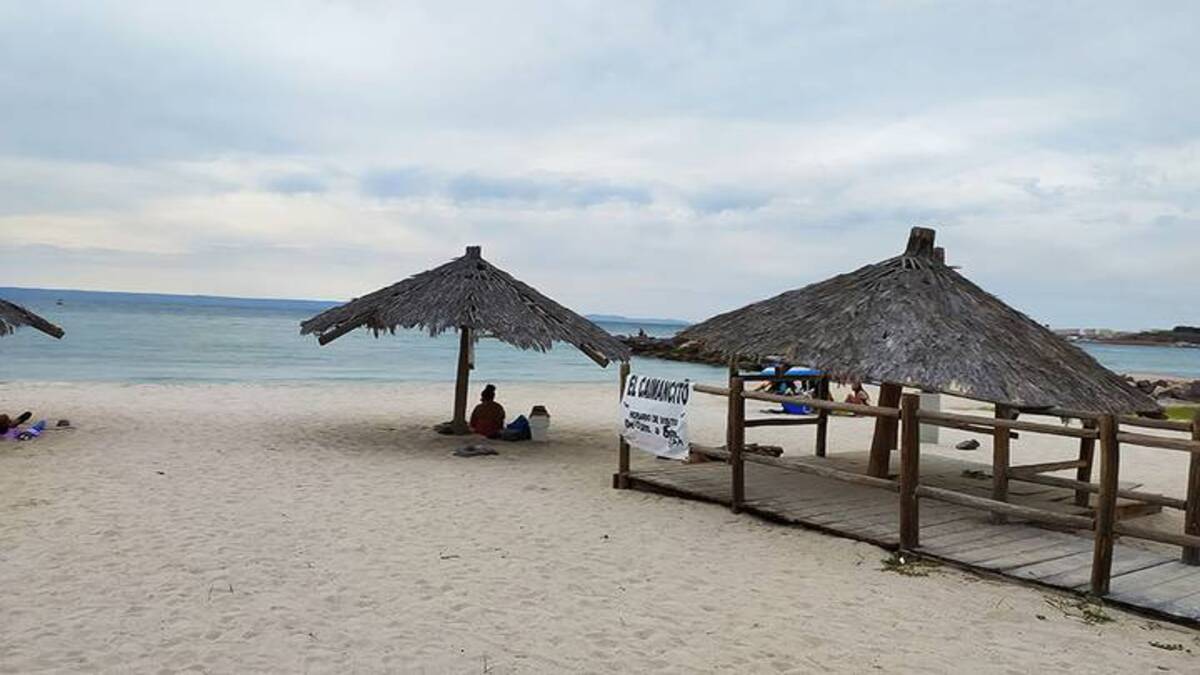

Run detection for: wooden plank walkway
[[626, 459, 1200, 625]]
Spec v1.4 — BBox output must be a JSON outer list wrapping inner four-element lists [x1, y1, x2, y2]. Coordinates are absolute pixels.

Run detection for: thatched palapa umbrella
[[301, 246, 630, 434], [680, 227, 1157, 476], [0, 297, 65, 339]]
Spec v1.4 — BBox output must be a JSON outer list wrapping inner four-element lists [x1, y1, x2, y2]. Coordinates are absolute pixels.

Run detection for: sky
[[1, 1, 1197, 329]]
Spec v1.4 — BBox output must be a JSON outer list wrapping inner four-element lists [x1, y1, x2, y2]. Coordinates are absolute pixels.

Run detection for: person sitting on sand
[[0, 412, 33, 440], [469, 384, 506, 438], [844, 383, 870, 405], [755, 363, 798, 396]]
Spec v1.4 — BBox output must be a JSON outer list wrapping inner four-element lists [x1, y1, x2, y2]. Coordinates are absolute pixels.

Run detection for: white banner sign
[[620, 373, 692, 459]]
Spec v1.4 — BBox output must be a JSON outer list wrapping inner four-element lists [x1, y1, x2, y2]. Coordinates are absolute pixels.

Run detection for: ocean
[[2, 288, 1199, 384]]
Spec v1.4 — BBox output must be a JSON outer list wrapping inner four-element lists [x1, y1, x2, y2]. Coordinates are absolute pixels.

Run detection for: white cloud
[[0, 1, 1197, 328]]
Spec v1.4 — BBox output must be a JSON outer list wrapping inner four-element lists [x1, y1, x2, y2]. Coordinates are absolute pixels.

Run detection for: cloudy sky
[[1, 1, 1196, 328]]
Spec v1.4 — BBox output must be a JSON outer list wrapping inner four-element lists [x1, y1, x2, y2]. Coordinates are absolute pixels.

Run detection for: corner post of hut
[[868, 382, 903, 478], [1090, 414, 1120, 595], [899, 393, 921, 550], [728, 375, 746, 513], [1184, 410, 1200, 564]]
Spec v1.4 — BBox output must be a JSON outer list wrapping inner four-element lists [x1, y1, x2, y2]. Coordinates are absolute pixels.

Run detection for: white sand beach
[[2, 380, 1198, 673]]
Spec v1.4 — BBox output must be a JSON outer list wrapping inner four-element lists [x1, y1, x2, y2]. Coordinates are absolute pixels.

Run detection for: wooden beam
[[693, 384, 730, 397], [729, 376, 746, 513], [899, 393, 921, 550], [815, 376, 830, 458], [1008, 472, 1185, 510], [698, 446, 899, 492], [743, 417, 820, 428], [868, 383, 903, 478], [450, 326, 473, 434], [1075, 419, 1097, 508], [1091, 415, 1119, 596], [615, 361, 632, 489], [1185, 411, 1200, 564], [915, 485, 1092, 530], [1117, 414, 1193, 433], [919, 410, 1098, 439], [1116, 431, 1200, 454], [316, 319, 364, 345], [1115, 522, 1200, 550], [991, 405, 1013, 524], [1008, 459, 1090, 475]]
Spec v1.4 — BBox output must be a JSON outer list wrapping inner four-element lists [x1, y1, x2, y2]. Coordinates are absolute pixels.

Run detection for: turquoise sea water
[[2, 288, 1198, 384]]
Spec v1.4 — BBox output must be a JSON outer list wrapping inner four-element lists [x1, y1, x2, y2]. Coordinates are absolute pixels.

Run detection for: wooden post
[[867, 382, 902, 477], [615, 361, 632, 489], [899, 393, 921, 549], [1183, 411, 1200, 564], [450, 326, 473, 434], [815, 376, 830, 457], [1090, 414, 1119, 596], [729, 376, 746, 513], [1075, 418, 1097, 508], [991, 404, 1012, 524]]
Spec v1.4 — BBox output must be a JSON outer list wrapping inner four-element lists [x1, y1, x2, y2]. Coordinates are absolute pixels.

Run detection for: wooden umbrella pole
[[868, 382, 903, 478], [451, 326, 473, 434]]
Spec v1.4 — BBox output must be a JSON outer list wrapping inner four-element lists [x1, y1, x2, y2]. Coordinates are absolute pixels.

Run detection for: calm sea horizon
[[2, 287, 1198, 384]]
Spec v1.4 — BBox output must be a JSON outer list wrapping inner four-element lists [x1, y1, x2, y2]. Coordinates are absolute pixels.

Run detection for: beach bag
[[500, 415, 531, 442]]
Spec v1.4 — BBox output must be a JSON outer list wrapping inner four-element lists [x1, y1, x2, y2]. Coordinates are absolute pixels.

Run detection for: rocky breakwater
[[1124, 375, 1200, 404]]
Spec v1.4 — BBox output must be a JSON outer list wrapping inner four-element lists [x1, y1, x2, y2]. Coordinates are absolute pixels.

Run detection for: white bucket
[[529, 407, 551, 441]]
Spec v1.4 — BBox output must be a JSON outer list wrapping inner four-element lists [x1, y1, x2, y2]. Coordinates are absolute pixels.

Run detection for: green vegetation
[[1164, 406, 1199, 422], [1043, 596, 1114, 625], [880, 552, 942, 577]]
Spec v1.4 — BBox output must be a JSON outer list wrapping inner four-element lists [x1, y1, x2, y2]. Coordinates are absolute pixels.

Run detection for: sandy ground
[[2, 380, 1198, 674]]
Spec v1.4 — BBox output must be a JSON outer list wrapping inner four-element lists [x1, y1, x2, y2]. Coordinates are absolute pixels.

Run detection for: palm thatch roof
[[0, 297, 64, 339], [680, 227, 1156, 414], [300, 246, 630, 365]]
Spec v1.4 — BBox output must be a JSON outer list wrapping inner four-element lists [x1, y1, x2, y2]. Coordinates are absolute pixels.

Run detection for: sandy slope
[[1, 380, 1197, 673]]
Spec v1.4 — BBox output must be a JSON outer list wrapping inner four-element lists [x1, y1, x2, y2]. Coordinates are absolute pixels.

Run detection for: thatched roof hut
[[0, 298, 64, 339], [301, 245, 630, 433], [681, 227, 1155, 416]]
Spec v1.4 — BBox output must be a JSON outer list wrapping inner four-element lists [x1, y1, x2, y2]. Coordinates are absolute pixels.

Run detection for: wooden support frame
[[868, 382, 903, 478], [1091, 415, 1119, 596], [728, 376, 746, 513], [614, 361, 632, 489], [743, 417, 820, 428], [694, 445, 898, 491], [919, 410, 1098, 439], [991, 404, 1014, 524], [1185, 412, 1200, 564], [1075, 419, 1098, 508], [899, 393, 921, 550], [815, 376, 830, 457], [1008, 471, 1185, 510], [916, 485, 1093, 530]]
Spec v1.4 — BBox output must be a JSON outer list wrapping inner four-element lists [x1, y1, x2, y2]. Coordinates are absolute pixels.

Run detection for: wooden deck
[[626, 456, 1200, 625]]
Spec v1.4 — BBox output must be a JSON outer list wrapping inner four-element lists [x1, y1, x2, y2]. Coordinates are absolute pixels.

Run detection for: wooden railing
[[618, 371, 1200, 597]]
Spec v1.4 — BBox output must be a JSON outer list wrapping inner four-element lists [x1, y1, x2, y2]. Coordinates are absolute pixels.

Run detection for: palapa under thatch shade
[[680, 226, 1156, 416], [0, 297, 64, 339], [301, 245, 630, 433]]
